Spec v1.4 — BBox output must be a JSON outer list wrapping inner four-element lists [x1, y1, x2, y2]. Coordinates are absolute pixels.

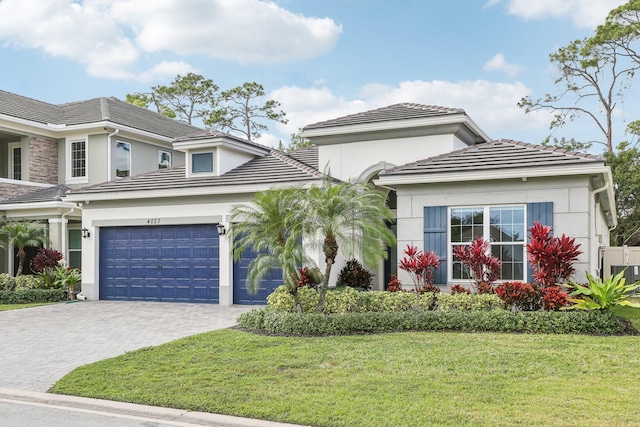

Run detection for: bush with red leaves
[[494, 281, 539, 311], [452, 238, 501, 293], [541, 285, 570, 311], [387, 274, 403, 292], [526, 222, 582, 287], [31, 248, 63, 273], [398, 245, 442, 292], [450, 284, 471, 295]]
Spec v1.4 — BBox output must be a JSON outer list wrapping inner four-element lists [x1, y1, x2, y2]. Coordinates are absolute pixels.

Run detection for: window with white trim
[[8, 143, 21, 180], [158, 150, 171, 169], [115, 141, 131, 178], [68, 228, 82, 269], [192, 152, 214, 174], [450, 205, 525, 281], [70, 140, 86, 178]]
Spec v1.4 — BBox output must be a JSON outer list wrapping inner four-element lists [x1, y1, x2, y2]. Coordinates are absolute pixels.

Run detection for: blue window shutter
[[526, 202, 553, 281], [192, 152, 213, 173], [424, 206, 448, 284]]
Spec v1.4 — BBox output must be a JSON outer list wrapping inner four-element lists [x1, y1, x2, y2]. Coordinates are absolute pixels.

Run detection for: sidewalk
[[0, 388, 310, 427]]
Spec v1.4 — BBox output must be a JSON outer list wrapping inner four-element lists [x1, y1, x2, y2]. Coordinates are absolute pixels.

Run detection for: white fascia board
[[173, 137, 269, 156], [0, 179, 54, 189], [0, 114, 61, 138], [0, 201, 78, 211], [301, 114, 491, 142], [375, 164, 610, 186], [62, 122, 175, 144], [64, 180, 322, 203]]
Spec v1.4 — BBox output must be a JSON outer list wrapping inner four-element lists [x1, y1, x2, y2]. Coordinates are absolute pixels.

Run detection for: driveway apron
[[0, 301, 258, 391]]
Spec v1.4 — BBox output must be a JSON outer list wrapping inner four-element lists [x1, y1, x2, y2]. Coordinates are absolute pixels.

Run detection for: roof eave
[[301, 114, 491, 143], [375, 164, 610, 186]]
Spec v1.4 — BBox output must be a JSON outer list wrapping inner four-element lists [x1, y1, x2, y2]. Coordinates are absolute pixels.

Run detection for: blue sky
[[0, 0, 634, 150]]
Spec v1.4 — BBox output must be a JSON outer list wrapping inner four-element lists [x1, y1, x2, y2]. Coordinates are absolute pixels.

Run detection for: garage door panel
[[233, 245, 282, 305], [100, 224, 219, 303]]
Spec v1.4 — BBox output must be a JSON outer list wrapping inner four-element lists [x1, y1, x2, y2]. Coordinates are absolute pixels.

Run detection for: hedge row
[[267, 285, 505, 314], [237, 309, 630, 336], [0, 288, 65, 304]]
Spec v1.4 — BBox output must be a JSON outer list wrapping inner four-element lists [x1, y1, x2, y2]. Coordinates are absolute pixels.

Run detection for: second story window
[[9, 144, 21, 180], [70, 140, 86, 178], [192, 152, 214, 174], [115, 141, 131, 178]]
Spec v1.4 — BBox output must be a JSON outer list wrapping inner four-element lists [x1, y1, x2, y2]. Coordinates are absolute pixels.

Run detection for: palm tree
[[0, 221, 50, 276], [304, 177, 396, 312], [229, 188, 309, 313]]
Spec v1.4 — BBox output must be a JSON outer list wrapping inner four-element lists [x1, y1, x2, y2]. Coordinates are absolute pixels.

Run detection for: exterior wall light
[[81, 228, 91, 239], [216, 224, 226, 236]]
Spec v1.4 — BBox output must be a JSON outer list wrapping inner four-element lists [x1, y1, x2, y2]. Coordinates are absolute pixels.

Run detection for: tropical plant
[[566, 270, 640, 310], [526, 222, 582, 287], [452, 237, 501, 293], [337, 259, 374, 291], [292, 267, 323, 289], [230, 187, 309, 313], [398, 245, 441, 293], [0, 221, 50, 276], [304, 177, 396, 312], [31, 248, 63, 273], [450, 284, 471, 295], [386, 274, 403, 292]]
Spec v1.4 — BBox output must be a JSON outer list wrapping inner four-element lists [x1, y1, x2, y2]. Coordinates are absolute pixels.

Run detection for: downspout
[[60, 207, 76, 263], [590, 181, 613, 231], [591, 181, 611, 280], [107, 128, 119, 181]]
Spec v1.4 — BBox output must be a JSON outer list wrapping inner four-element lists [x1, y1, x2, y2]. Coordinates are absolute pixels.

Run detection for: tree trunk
[[316, 258, 334, 313], [292, 288, 303, 314], [16, 251, 24, 276]]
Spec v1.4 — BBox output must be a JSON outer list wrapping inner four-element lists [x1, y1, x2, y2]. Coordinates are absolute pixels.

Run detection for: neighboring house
[[0, 90, 200, 274], [63, 102, 616, 305]]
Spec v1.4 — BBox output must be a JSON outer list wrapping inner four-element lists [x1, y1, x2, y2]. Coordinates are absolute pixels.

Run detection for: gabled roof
[[380, 139, 605, 177], [0, 184, 70, 205], [173, 129, 272, 154], [0, 90, 202, 138], [303, 103, 466, 130], [287, 146, 319, 169], [66, 150, 325, 199]]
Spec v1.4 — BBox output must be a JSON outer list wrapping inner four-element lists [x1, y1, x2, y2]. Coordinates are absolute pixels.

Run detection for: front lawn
[[52, 315, 640, 427], [0, 302, 55, 312]]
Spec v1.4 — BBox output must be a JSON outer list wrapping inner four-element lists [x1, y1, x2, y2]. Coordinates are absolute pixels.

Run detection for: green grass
[[0, 302, 55, 311], [52, 310, 640, 427]]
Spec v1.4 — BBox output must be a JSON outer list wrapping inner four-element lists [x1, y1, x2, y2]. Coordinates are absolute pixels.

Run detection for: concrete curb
[[0, 388, 310, 427]]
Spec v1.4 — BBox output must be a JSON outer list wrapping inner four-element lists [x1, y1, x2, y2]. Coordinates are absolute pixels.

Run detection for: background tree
[[127, 73, 219, 125], [519, 37, 640, 153], [204, 82, 287, 141], [278, 129, 312, 152], [303, 177, 396, 312], [0, 221, 50, 276], [229, 188, 308, 313], [604, 141, 640, 245]]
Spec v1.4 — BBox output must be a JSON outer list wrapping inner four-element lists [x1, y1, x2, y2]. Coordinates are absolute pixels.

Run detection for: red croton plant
[[398, 245, 442, 292], [526, 222, 582, 287], [452, 238, 501, 293]]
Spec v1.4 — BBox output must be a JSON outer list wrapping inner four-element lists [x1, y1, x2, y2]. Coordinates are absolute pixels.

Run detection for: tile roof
[[287, 146, 319, 169], [0, 184, 71, 205], [68, 150, 324, 196], [303, 103, 465, 130], [173, 129, 273, 152], [380, 139, 605, 176], [0, 90, 202, 138]]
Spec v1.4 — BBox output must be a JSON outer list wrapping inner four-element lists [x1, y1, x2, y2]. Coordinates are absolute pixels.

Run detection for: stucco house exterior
[[60, 103, 616, 304], [0, 90, 200, 274]]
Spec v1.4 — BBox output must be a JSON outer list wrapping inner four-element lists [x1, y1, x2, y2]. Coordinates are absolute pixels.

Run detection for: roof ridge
[[493, 138, 601, 160], [100, 98, 110, 120], [270, 149, 324, 178]]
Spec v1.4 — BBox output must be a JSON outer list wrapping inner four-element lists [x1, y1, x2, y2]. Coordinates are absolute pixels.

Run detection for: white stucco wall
[[317, 134, 459, 182], [394, 175, 609, 288]]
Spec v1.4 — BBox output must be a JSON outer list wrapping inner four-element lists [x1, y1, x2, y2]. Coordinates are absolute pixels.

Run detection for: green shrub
[[266, 285, 319, 313], [0, 273, 16, 291], [324, 286, 361, 313], [14, 275, 45, 291], [437, 293, 505, 312], [237, 309, 629, 336], [0, 288, 65, 304]]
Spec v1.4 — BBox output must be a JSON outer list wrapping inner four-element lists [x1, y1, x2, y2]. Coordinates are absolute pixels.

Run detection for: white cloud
[[489, 0, 627, 28], [483, 54, 523, 78], [0, 0, 342, 79], [268, 80, 551, 144]]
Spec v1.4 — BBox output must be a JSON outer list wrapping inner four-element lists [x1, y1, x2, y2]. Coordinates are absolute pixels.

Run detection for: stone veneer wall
[[28, 137, 58, 184]]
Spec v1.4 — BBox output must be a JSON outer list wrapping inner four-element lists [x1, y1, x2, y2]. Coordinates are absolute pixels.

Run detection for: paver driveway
[[0, 301, 258, 391]]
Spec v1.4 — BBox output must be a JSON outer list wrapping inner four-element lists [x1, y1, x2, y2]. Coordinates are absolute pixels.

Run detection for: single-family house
[[0, 89, 200, 274], [60, 102, 615, 304]]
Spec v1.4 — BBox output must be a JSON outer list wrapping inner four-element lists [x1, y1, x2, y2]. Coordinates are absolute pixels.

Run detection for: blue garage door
[[100, 224, 219, 303], [233, 246, 282, 304]]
